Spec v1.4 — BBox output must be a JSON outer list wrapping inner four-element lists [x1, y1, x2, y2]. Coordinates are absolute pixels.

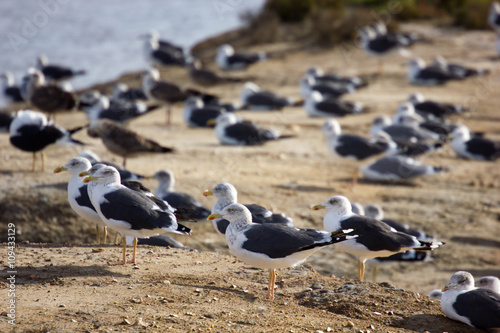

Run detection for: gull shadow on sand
[[449, 236, 500, 248], [34, 182, 68, 190], [5, 264, 130, 285], [274, 184, 334, 193], [402, 314, 478, 333]]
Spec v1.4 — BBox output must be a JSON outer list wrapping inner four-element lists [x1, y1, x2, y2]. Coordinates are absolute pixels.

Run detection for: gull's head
[[79, 149, 101, 164], [207, 203, 251, 223], [143, 68, 160, 81], [407, 92, 424, 104], [351, 202, 365, 216], [184, 96, 204, 109], [396, 102, 416, 116], [37, 54, 49, 67], [306, 66, 324, 77], [215, 112, 240, 127], [443, 271, 475, 292], [312, 195, 352, 215], [408, 58, 426, 69], [152, 169, 175, 188], [451, 124, 470, 142], [240, 82, 260, 102], [217, 44, 234, 57], [203, 182, 237, 200], [364, 204, 384, 220], [322, 119, 341, 137], [83, 165, 120, 184], [475, 276, 500, 292], [433, 55, 447, 68], [54, 157, 91, 175], [79, 162, 106, 177]]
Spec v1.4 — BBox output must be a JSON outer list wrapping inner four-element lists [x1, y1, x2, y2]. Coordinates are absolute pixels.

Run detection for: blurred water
[[0, 0, 265, 105]]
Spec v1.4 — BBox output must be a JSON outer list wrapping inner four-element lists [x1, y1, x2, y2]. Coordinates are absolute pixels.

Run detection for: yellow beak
[[312, 204, 325, 210], [206, 118, 217, 126], [203, 190, 213, 197], [442, 285, 449, 292], [79, 171, 90, 177], [207, 213, 223, 220], [83, 176, 98, 183], [53, 166, 66, 173]]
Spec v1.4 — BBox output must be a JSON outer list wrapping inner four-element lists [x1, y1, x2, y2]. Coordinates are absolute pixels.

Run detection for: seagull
[[79, 149, 146, 181], [203, 182, 293, 235], [54, 157, 108, 244], [183, 96, 225, 128], [322, 119, 397, 185], [24, 69, 78, 118], [215, 44, 266, 71], [87, 119, 174, 167], [1, 72, 24, 103], [441, 271, 500, 329], [214, 113, 294, 146], [300, 75, 355, 100], [142, 68, 193, 124], [488, 2, 500, 32], [9, 110, 85, 171], [152, 170, 211, 221], [407, 93, 467, 119], [304, 91, 364, 117], [0, 111, 14, 132], [83, 166, 191, 264], [36, 54, 86, 82], [141, 31, 190, 67], [305, 67, 367, 90], [358, 24, 409, 73], [371, 114, 442, 146], [188, 59, 243, 86], [360, 155, 447, 182], [428, 289, 443, 301], [432, 55, 489, 79], [407, 58, 461, 86], [312, 195, 443, 281], [475, 276, 500, 294], [451, 125, 500, 161], [112, 83, 147, 101], [83, 95, 160, 125], [208, 203, 355, 300], [240, 82, 296, 111]]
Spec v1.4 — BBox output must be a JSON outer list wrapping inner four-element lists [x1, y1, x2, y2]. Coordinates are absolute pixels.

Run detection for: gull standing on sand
[[203, 182, 293, 235], [312, 195, 443, 281], [54, 157, 108, 244], [208, 203, 356, 299], [215, 44, 266, 71], [152, 170, 211, 221], [84, 166, 191, 264], [87, 119, 174, 167], [9, 110, 85, 172]]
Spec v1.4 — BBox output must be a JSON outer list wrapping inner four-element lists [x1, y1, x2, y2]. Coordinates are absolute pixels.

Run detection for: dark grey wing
[[244, 204, 271, 220], [246, 92, 288, 109], [5, 87, 24, 102], [339, 215, 417, 252], [227, 53, 260, 66], [189, 108, 223, 127], [162, 192, 211, 220], [151, 49, 186, 66], [224, 122, 265, 145], [466, 137, 500, 161], [241, 224, 333, 259], [336, 134, 389, 160], [100, 187, 176, 230], [75, 184, 96, 212], [454, 289, 500, 329]]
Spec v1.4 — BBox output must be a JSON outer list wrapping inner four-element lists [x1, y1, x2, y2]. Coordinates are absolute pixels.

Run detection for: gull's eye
[[329, 199, 337, 204]]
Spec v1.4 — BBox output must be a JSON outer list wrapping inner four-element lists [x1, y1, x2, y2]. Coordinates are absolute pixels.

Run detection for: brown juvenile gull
[[87, 119, 174, 167]]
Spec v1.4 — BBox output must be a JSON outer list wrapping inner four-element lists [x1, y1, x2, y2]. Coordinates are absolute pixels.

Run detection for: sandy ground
[[0, 23, 499, 332]]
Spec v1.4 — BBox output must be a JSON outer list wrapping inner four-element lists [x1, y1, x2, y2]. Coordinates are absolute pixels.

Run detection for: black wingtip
[[177, 223, 191, 235]]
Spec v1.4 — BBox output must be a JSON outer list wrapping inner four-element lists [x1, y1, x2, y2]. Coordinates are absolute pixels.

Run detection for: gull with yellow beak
[[54, 157, 107, 244], [312, 195, 443, 281], [83, 166, 191, 264], [208, 203, 356, 300], [441, 271, 500, 330]]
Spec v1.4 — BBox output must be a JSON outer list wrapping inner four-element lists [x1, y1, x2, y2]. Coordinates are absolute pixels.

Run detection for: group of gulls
[[1, 13, 500, 329]]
